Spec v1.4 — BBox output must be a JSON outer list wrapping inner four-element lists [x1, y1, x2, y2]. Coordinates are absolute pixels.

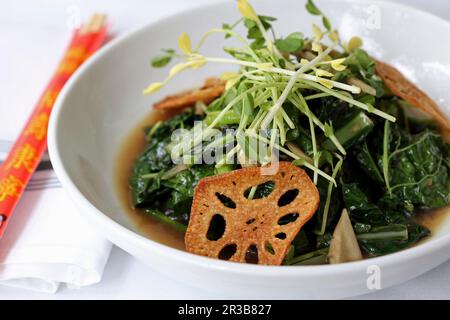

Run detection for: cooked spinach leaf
[[357, 223, 429, 257], [342, 182, 396, 225], [130, 139, 172, 207], [130, 110, 196, 207], [162, 165, 216, 214], [145, 208, 188, 232], [354, 141, 385, 186], [381, 123, 450, 210]]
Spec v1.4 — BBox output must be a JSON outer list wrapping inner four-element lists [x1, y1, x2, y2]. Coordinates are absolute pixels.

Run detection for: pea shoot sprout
[[143, 0, 396, 185]]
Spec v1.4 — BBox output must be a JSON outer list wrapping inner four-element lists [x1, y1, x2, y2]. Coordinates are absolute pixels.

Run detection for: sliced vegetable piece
[[322, 111, 374, 151], [328, 209, 363, 264], [185, 162, 319, 265]]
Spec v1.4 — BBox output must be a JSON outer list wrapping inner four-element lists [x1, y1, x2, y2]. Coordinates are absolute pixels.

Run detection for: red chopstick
[[0, 14, 109, 239]]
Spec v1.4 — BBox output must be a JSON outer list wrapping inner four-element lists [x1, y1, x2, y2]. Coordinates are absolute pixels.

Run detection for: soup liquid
[[114, 109, 185, 250]]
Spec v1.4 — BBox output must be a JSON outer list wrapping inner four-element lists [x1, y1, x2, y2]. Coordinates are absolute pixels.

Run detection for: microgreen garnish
[[143, 0, 396, 183], [151, 49, 176, 68], [275, 32, 304, 53]]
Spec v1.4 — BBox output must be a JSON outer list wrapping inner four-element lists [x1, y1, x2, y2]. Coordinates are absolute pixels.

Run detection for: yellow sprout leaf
[[300, 58, 309, 66], [312, 24, 323, 41], [169, 63, 190, 77], [347, 36, 363, 52], [189, 57, 206, 69], [225, 77, 240, 90], [312, 42, 323, 53], [221, 72, 240, 81], [317, 77, 334, 89], [178, 32, 192, 55], [315, 69, 334, 78], [256, 62, 273, 71], [237, 0, 258, 21], [143, 82, 164, 95], [328, 29, 339, 43], [331, 58, 347, 71]]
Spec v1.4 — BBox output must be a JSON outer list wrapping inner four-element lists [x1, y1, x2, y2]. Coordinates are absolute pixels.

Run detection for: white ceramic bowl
[[48, 0, 450, 299]]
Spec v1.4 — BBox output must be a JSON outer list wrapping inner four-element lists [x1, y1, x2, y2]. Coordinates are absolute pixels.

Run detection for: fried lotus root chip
[[375, 60, 450, 131], [154, 77, 225, 110], [185, 162, 319, 265]]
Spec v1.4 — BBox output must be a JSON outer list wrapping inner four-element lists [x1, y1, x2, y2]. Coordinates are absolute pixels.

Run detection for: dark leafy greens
[[130, 110, 218, 230], [131, 0, 450, 263]]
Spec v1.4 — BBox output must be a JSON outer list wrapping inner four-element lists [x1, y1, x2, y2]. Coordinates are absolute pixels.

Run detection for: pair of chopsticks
[[0, 14, 109, 239]]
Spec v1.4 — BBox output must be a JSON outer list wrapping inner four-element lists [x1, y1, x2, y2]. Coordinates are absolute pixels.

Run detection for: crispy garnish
[[375, 60, 450, 131], [185, 162, 319, 265], [154, 77, 225, 110]]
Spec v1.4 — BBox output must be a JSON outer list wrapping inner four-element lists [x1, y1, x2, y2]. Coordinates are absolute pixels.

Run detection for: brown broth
[[115, 110, 450, 252], [114, 109, 185, 250], [415, 205, 450, 234]]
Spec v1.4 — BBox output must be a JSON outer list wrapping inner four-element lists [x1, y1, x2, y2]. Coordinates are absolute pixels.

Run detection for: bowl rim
[[48, 0, 450, 277]]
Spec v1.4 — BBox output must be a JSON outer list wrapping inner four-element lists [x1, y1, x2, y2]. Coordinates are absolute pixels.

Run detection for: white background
[[1, 0, 450, 299]]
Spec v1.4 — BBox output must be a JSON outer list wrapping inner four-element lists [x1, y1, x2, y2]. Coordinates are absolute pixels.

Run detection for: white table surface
[[1, 0, 450, 299]]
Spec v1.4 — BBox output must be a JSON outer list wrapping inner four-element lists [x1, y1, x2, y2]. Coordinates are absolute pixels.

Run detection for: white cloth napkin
[[0, 167, 113, 293], [0, 12, 112, 294]]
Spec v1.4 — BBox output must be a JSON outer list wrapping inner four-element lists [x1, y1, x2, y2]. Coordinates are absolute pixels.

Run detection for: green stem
[[194, 28, 259, 62], [382, 120, 392, 196], [259, 44, 336, 130], [317, 155, 343, 236], [357, 225, 408, 241], [303, 80, 396, 122], [289, 94, 346, 155], [141, 173, 159, 179], [245, 131, 336, 185], [145, 209, 187, 233], [285, 248, 329, 265]]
